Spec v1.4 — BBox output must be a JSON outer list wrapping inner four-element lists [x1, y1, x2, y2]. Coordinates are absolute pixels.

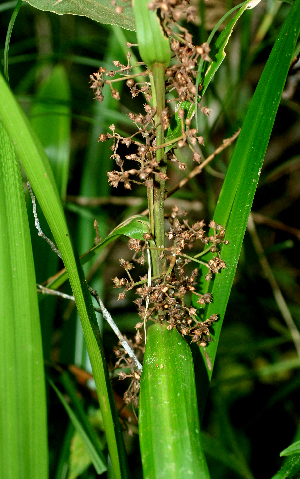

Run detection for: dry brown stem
[[166, 128, 241, 199]]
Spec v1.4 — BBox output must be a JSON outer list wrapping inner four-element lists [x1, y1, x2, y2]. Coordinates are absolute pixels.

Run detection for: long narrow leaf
[[0, 122, 48, 479], [198, 0, 300, 381], [3, 0, 22, 82], [30, 64, 71, 202], [165, 1, 250, 155], [199, 1, 249, 97], [0, 73, 129, 479], [49, 379, 106, 475], [30, 65, 71, 360]]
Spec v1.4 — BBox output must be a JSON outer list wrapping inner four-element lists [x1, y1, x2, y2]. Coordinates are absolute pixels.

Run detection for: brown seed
[[126, 78, 135, 88]]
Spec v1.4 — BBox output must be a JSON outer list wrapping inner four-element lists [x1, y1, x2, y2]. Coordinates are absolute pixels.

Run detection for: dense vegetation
[[1, 0, 300, 478]]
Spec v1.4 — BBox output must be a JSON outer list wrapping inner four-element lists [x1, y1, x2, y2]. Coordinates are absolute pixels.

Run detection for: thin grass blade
[[49, 378, 106, 475], [199, 1, 249, 98], [165, 2, 249, 153], [3, 0, 22, 82]]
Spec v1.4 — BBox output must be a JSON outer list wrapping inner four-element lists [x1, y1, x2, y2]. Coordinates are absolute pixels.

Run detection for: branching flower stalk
[[132, 0, 171, 276], [88, 0, 229, 403]]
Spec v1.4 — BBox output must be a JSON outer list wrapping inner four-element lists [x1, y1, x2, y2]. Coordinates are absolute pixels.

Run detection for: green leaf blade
[[31, 65, 71, 201], [280, 440, 300, 457], [23, 0, 135, 31], [271, 455, 300, 479], [0, 72, 129, 479], [198, 0, 300, 381], [29, 65, 72, 359], [132, 0, 171, 68], [49, 379, 106, 475], [0, 122, 48, 479], [199, 2, 249, 97]]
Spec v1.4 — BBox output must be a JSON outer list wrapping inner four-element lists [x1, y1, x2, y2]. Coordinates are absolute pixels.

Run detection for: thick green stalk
[[139, 324, 210, 479], [132, 0, 171, 277], [150, 63, 167, 276]]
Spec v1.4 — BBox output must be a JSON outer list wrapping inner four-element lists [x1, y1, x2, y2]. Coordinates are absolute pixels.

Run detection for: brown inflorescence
[[113, 206, 227, 348], [95, 1, 225, 407]]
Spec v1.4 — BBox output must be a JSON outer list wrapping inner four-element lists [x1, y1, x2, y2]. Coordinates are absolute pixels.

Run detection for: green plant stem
[[150, 63, 167, 276]]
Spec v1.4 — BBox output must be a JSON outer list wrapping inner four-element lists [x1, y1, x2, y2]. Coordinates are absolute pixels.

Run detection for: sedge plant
[[1, 0, 300, 478]]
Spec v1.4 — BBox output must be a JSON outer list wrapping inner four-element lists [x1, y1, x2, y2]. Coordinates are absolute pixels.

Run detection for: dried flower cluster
[[113, 331, 144, 408], [113, 207, 228, 347], [91, 1, 228, 406], [89, 59, 150, 104], [150, 0, 197, 20], [102, 111, 164, 190], [156, 1, 211, 104], [89, 1, 213, 192]]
